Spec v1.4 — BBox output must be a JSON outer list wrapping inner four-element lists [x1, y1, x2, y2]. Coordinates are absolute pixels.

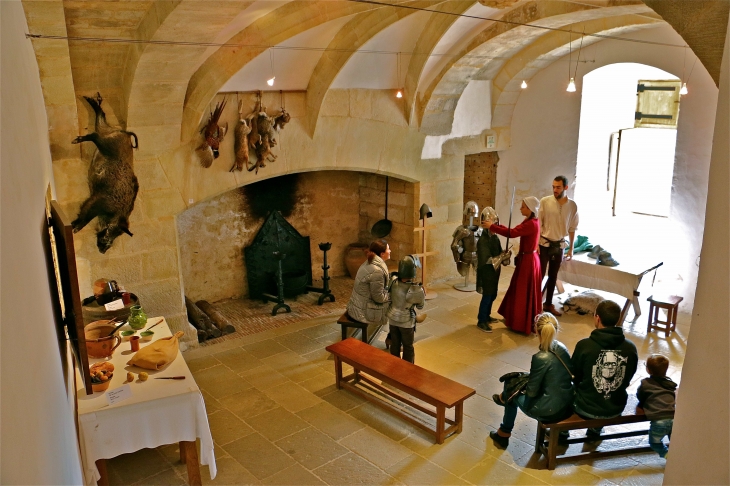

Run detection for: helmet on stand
[[463, 201, 479, 218]]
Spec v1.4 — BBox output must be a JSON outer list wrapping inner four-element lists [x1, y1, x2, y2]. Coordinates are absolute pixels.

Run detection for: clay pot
[[344, 243, 368, 278], [84, 320, 122, 359]]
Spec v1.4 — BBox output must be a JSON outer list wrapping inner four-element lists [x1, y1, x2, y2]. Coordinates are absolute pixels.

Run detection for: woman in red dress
[[484, 197, 542, 335]]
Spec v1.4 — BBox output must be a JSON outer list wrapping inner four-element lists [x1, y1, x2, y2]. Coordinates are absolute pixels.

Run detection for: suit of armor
[[451, 201, 482, 277], [386, 280, 426, 327]]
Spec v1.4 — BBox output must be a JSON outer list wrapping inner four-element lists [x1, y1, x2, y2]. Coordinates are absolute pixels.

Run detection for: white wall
[[496, 25, 718, 309], [664, 14, 730, 484], [0, 2, 83, 484]]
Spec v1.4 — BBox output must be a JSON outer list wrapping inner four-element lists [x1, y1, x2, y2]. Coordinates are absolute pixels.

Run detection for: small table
[[557, 253, 662, 323], [76, 318, 216, 486]]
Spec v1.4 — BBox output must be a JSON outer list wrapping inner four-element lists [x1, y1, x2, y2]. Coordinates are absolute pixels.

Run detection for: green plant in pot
[[128, 304, 148, 331]]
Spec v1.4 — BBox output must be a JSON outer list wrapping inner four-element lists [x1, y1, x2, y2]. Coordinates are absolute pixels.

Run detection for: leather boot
[[543, 304, 563, 317]]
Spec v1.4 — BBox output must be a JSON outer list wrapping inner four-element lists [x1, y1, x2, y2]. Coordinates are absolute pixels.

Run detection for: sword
[[505, 186, 515, 250]]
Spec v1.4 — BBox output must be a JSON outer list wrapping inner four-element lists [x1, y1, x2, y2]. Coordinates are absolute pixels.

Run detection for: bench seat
[[326, 338, 475, 444], [536, 405, 673, 469]]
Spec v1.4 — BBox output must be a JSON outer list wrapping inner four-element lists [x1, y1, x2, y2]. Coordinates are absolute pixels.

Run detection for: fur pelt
[[562, 291, 606, 315]]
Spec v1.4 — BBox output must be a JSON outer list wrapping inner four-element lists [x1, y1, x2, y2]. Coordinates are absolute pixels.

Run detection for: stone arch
[[489, 16, 661, 129], [418, 1, 657, 135], [403, 1, 477, 125], [180, 1, 381, 143], [304, 3, 430, 136], [125, 2, 254, 158]]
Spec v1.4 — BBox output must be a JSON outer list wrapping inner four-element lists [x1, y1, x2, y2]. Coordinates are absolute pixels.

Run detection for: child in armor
[[386, 255, 426, 363]]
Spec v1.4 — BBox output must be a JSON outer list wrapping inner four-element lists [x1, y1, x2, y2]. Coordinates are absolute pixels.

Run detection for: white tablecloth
[[558, 252, 662, 300], [76, 318, 216, 485]]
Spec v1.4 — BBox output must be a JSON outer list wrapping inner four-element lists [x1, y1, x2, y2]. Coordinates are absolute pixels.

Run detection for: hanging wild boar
[[71, 93, 139, 254]]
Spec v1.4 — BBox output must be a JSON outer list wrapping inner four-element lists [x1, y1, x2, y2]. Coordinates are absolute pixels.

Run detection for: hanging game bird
[[196, 98, 228, 168]]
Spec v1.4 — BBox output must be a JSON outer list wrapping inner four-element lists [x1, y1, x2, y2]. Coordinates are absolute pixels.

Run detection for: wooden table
[[76, 318, 215, 485], [326, 338, 475, 444], [557, 253, 663, 323]]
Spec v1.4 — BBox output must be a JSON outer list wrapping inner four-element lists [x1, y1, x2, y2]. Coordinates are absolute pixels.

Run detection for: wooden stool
[[337, 312, 368, 344], [647, 295, 683, 337]]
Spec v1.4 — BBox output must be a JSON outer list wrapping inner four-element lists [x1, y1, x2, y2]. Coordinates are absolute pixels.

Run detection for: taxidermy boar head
[[71, 93, 139, 254]]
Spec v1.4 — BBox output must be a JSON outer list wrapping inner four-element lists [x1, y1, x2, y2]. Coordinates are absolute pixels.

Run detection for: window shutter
[[634, 80, 681, 128]]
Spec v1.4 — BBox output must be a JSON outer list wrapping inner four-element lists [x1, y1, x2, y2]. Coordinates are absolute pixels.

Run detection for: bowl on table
[[121, 330, 136, 341], [140, 330, 154, 342], [84, 320, 122, 358]]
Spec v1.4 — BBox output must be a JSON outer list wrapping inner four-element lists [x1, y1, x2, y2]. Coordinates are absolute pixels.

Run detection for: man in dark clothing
[[476, 207, 504, 333], [572, 300, 638, 436]]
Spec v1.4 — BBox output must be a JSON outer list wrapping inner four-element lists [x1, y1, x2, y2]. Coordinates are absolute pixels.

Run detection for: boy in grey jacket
[[637, 354, 677, 458], [386, 255, 425, 363]]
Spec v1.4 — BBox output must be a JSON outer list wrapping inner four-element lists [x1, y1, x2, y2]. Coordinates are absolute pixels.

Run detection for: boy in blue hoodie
[[572, 300, 638, 437], [637, 354, 677, 458]]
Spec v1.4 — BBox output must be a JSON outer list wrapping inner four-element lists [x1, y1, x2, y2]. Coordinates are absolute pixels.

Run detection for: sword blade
[[505, 186, 515, 250]]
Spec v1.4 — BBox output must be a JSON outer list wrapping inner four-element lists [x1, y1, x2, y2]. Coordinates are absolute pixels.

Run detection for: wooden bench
[[326, 338, 475, 444], [536, 404, 673, 469], [336, 312, 369, 343]]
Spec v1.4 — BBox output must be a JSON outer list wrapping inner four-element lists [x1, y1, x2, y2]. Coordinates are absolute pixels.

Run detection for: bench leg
[[334, 356, 342, 389], [547, 429, 559, 470], [455, 402, 464, 434], [436, 405, 446, 444], [180, 441, 202, 486], [535, 422, 546, 453], [360, 326, 368, 344], [341, 325, 347, 341]]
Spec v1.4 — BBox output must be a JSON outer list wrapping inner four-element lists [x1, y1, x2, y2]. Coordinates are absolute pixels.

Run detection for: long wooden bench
[[536, 402, 673, 469], [325, 338, 476, 444]]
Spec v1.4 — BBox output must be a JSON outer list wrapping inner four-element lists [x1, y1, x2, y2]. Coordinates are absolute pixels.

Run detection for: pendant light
[[566, 78, 576, 92], [267, 48, 275, 87], [679, 82, 688, 95], [395, 52, 403, 99], [521, 80, 527, 89], [566, 29, 584, 93]]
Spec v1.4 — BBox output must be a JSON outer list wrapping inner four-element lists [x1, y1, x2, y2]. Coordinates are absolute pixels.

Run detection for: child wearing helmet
[[386, 255, 426, 363]]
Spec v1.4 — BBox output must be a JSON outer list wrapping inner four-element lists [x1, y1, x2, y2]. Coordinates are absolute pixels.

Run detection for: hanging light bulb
[[680, 82, 688, 95], [267, 76, 275, 86], [566, 77, 576, 92], [521, 80, 527, 89], [396, 89, 403, 98]]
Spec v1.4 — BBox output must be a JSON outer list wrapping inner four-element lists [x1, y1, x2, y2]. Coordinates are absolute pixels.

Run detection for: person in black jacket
[[476, 207, 504, 332], [489, 313, 574, 448], [572, 300, 638, 437], [637, 354, 677, 457]]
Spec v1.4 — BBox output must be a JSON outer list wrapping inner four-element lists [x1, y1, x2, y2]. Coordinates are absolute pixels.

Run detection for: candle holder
[[307, 242, 335, 305]]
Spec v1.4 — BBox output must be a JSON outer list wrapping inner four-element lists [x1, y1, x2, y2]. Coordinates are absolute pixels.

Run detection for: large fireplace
[[176, 171, 417, 304]]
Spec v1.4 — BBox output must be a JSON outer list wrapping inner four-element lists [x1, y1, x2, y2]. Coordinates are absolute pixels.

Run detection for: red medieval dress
[[489, 217, 542, 335]]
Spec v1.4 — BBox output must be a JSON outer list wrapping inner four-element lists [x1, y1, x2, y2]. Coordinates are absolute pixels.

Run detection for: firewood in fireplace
[[195, 300, 236, 335], [185, 297, 221, 339]]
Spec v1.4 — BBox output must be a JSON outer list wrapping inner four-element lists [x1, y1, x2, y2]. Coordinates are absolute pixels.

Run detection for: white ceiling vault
[[23, 0, 728, 141]]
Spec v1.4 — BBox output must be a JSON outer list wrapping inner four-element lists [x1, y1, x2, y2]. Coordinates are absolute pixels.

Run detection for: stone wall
[[357, 174, 417, 268], [177, 171, 361, 303]]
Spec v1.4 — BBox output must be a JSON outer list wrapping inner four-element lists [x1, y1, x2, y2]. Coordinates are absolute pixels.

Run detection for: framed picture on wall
[[46, 198, 92, 395]]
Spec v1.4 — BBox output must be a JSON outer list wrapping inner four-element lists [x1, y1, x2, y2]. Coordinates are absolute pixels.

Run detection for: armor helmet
[[397, 255, 421, 280], [419, 203, 433, 220], [463, 201, 479, 217], [480, 207, 499, 224]]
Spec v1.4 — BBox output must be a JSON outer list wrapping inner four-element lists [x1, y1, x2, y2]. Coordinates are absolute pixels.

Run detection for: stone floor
[[105, 269, 688, 485]]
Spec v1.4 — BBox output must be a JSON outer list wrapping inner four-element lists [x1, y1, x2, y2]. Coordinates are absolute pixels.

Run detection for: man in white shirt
[[538, 175, 579, 316]]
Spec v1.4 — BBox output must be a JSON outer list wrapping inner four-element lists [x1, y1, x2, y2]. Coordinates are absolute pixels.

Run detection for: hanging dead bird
[[230, 100, 252, 172], [196, 98, 228, 168], [71, 92, 139, 254]]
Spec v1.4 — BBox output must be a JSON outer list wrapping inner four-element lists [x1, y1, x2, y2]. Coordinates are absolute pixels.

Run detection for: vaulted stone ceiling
[[23, 0, 728, 152]]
